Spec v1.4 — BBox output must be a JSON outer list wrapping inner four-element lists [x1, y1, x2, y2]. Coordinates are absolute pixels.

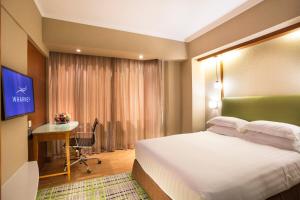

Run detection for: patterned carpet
[[36, 173, 150, 200]]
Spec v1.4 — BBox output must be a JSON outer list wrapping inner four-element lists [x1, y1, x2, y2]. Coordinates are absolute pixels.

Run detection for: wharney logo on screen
[[12, 86, 31, 103], [16, 86, 27, 94]]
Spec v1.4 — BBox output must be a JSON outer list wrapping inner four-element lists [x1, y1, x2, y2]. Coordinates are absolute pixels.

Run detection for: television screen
[[1, 66, 35, 120]]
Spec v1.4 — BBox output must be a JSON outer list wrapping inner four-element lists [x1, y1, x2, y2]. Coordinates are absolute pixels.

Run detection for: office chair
[[65, 118, 101, 173]]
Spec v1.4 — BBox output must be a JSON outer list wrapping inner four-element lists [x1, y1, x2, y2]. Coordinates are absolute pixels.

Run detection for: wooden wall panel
[[27, 42, 46, 128], [27, 41, 47, 164]]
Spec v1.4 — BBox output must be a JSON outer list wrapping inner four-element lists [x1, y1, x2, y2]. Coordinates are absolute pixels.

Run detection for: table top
[[32, 121, 79, 135]]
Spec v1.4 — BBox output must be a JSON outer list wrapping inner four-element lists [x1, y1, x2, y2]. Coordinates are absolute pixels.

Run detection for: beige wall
[[201, 58, 222, 123], [188, 0, 300, 58], [222, 35, 300, 97], [202, 30, 300, 123], [182, 0, 300, 132], [181, 60, 192, 132], [164, 61, 182, 135], [43, 18, 187, 61], [2, 0, 48, 55], [181, 59, 206, 132], [1, 0, 47, 184], [1, 9, 28, 185], [191, 59, 206, 131]]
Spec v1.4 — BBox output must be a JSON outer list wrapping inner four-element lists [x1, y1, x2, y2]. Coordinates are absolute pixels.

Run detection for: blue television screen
[[2, 66, 35, 120]]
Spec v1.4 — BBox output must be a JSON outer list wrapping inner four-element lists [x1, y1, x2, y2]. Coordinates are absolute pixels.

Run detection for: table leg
[[65, 132, 71, 181], [33, 135, 39, 161]]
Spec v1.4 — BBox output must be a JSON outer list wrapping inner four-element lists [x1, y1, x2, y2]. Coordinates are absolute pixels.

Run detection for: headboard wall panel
[[222, 95, 300, 126]]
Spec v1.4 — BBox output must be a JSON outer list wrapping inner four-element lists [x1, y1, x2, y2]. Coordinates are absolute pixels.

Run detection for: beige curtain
[[48, 52, 165, 155]]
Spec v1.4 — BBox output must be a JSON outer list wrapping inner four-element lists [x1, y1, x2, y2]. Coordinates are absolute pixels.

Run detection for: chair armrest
[[74, 132, 94, 139]]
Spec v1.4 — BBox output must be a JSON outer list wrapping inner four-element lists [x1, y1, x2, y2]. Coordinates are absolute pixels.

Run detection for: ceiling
[[34, 0, 262, 42]]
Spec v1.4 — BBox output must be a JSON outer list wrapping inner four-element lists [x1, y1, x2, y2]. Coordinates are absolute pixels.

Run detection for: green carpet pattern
[[36, 173, 150, 200]]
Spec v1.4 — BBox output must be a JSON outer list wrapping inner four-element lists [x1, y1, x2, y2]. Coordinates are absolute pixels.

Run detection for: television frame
[[1, 66, 35, 120]]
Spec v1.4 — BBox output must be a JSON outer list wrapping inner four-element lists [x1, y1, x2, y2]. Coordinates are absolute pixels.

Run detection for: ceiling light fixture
[[139, 54, 144, 60], [76, 49, 81, 53], [214, 58, 223, 90], [214, 80, 223, 90]]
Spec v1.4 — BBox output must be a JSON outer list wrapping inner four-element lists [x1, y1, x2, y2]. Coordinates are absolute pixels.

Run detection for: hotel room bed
[[134, 132, 300, 200], [132, 96, 300, 200]]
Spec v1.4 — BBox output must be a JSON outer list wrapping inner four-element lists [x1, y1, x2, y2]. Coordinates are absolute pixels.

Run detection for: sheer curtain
[[48, 52, 165, 155]]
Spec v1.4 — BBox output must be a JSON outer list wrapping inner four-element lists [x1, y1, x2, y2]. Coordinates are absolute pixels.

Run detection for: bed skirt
[[132, 159, 300, 200]]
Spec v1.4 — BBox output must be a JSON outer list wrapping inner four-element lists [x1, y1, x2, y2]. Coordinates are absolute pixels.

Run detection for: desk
[[32, 121, 78, 181]]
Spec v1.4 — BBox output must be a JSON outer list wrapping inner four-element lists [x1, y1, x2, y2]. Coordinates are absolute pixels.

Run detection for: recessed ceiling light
[[76, 49, 81, 53], [139, 54, 144, 60]]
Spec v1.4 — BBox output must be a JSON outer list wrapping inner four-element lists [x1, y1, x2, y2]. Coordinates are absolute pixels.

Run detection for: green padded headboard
[[222, 95, 300, 126]]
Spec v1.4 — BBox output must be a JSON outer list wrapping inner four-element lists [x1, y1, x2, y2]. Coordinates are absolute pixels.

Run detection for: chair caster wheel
[[87, 169, 92, 173], [97, 160, 101, 164]]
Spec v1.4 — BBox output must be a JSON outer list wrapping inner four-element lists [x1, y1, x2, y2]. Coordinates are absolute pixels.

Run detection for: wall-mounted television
[[1, 66, 35, 120]]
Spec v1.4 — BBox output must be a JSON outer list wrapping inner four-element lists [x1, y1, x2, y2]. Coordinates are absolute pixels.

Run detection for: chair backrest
[[91, 118, 99, 145]]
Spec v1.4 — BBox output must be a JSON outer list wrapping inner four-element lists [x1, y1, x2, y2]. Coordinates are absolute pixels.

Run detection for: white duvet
[[135, 132, 300, 200]]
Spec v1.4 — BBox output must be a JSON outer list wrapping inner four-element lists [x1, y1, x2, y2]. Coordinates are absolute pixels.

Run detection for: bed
[[132, 95, 300, 200]]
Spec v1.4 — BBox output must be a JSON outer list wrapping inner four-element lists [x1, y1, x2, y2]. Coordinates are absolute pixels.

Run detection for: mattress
[[135, 132, 300, 200]]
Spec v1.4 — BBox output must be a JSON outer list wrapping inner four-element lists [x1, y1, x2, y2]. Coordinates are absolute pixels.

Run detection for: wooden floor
[[38, 149, 135, 189]]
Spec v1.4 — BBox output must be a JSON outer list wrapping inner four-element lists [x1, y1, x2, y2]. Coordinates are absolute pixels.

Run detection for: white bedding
[[135, 131, 300, 200]]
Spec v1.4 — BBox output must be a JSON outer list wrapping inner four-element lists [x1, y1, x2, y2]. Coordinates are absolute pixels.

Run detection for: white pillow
[[240, 120, 300, 141], [207, 116, 248, 129], [241, 130, 300, 152], [207, 125, 239, 137]]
